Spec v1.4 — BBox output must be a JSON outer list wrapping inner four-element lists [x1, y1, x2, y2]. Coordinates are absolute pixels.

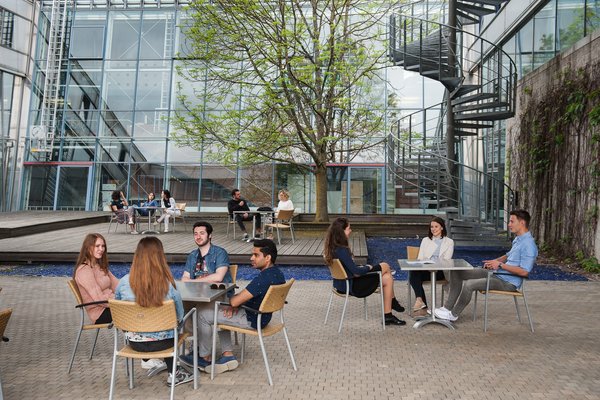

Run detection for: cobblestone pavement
[[0, 276, 598, 400]]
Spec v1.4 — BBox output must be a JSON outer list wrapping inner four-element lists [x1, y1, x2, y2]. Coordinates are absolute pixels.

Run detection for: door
[[55, 165, 92, 210]]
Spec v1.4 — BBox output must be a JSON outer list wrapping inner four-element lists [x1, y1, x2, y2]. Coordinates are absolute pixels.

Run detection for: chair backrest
[[258, 278, 295, 314], [406, 246, 420, 260], [326, 259, 349, 280], [68, 279, 84, 305], [0, 308, 12, 338], [229, 264, 238, 285], [276, 209, 294, 221], [176, 203, 186, 211], [108, 299, 178, 333]]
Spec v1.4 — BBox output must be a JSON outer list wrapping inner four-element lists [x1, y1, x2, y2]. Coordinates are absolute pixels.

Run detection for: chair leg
[[407, 271, 412, 317], [67, 327, 84, 373], [324, 291, 334, 325], [210, 304, 219, 381], [522, 293, 535, 333], [282, 326, 298, 371], [483, 293, 489, 333], [338, 293, 349, 333], [276, 226, 281, 245], [89, 328, 100, 360], [513, 296, 522, 322], [290, 226, 295, 243], [109, 333, 119, 400], [363, 297, 368, 320], [241, 334, 246, 363], [379, 272, 385, 331], [472, 291, 478, 321], [257, 328, 273, 386]]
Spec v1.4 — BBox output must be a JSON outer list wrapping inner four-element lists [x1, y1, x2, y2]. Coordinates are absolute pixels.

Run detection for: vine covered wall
[[507, 34, 600, 260]]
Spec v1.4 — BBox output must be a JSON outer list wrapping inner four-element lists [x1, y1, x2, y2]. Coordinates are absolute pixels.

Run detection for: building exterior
[[2, 0, 599, 216]]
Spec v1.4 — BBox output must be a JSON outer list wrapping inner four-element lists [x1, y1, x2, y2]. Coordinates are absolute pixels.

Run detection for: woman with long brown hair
[[324, 217, 406, 326], [114, 237, 193, 386], [73, 233, 118, 324]]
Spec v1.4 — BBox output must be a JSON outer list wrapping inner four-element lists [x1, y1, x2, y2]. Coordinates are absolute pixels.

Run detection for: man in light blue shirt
[[434, 210, 538, 322]]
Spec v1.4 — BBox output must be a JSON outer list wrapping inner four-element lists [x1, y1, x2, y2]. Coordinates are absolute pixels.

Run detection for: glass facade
[[25, 2, 402, 213]]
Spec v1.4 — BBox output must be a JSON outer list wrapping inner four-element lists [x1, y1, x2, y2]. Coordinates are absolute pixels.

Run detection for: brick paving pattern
[[0, 276, 598, 399]]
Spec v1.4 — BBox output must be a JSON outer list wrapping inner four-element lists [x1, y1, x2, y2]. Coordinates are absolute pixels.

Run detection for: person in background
[[266, 189, 295, 239], [114, 237, 193, 386], [155, 189, 180, 233], [136, 192, 159, 217], [110, 190, 138, 234], [324, 217, 406, 326], [227, 188, 261, 241], [409, 217, 454, 317]]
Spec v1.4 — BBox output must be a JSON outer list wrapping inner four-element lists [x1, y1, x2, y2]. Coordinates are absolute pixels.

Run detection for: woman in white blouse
[[155, 189, 180, 233], [410, 217, 454, 316], [275, 189, 294, 214]]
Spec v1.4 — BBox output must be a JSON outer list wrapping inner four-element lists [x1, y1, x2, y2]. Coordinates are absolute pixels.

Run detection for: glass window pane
[[586, 0, 600, 33], [60, 138, 96, 162], [103, 60, 136, 110], [167, 140, 201, 163], [129, 163, 164, 202], [167, 165, 200, 209], [239, 165, 274, 207], [56, 167, 89, 210], [24, 166, 57, 209], [199, 165, 236, 210], [100, 111, 133, 138], [557, 0, 585, 50], [516, 20, 534, 75], [274, 164, 309, 213], [98, 138, 131, 162], [70, 26, 105, 58], [533, 1, 556, 69], [108, 11, 141, 59], [139, 10, 174, 59], [134, 110, 168, 137], [135, 60, 171, 110], [64, 109, 100, 138], [98, 163, 128, 210], [131, 139, 166, 163]]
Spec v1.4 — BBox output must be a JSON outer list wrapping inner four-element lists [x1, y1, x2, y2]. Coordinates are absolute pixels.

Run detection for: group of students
[[73, 223, 285, 387], [110, 190, 181, 234], [227, 188, 294, 242], [324, 209, 537, 325], [74, 206, 537, 386]]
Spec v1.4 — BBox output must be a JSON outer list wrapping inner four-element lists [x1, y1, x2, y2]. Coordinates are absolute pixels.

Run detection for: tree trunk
[[313, 164, 329, 222]]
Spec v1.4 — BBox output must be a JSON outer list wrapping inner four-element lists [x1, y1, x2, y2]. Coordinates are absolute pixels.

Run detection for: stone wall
[[506, 30, 600, 259]]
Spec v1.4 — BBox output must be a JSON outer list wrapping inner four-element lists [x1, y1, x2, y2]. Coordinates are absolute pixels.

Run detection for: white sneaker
[[166, 368, 194, 386], [130, 231, 139, 235], [163, 229, 169, 233], [434, 307, 458, 321], [141, 359, 166, 370]]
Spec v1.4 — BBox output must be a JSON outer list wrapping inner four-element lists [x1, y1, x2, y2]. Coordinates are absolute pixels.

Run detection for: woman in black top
[[110, 190, 138, 234], [324, 217, 405, 326]]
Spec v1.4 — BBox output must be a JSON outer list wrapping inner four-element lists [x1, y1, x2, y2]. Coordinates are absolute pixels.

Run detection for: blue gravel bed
[[0, 238, 587, 281]]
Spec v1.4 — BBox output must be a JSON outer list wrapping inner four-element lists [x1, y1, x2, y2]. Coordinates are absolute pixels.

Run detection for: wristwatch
[[498, 262, 503, 268]]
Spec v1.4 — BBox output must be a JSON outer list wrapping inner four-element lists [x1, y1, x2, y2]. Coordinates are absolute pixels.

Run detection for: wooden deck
[[0, 212, 367, 265]]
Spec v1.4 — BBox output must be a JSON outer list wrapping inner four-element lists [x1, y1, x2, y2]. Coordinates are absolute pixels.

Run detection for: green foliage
[[173, 0, 394, 169], [575, 250, 600, 273]]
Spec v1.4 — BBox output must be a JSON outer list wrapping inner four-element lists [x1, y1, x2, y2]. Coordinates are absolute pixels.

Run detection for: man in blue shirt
[[179, 221, 234, 371], [434, 210, 538, 322], [183, 239, 285, 375]]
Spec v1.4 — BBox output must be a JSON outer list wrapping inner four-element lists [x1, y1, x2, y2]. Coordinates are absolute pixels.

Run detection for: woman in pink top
[[73, 233, 119, 324]]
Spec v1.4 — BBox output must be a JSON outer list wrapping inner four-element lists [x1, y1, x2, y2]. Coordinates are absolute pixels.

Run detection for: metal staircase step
[[450, 84, 480, 98], [454, 130, 479, 136], [451, 92, 497, 106], [454, 121, 494, 129], [457, 1, 497, 17], [454, 101, 510, 112], [454, 110, 514, 121]]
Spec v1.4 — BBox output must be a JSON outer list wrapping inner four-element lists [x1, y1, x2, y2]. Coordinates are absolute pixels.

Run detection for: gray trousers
[[444, 268, 516, 316], [197, 303, 251, 357]]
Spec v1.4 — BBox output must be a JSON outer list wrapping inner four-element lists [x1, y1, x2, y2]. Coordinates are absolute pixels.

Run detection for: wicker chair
[[67, 279, 112, 373], [0, 307, 12, 400], [210, 279, 297, 386], [472, 271, 534, 333], [108, 299, 198, 400], [324, 259, 385, 332]]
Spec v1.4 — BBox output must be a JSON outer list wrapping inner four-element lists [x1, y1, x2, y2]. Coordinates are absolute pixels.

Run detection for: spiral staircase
[[387, 0, 516, 245]]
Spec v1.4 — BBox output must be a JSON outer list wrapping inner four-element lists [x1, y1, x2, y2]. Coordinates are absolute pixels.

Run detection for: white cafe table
[[397, 259, 474, 330]]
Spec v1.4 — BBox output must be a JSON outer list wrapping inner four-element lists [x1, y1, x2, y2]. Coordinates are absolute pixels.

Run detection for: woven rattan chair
[[172, 203, 187, 232], [405, 246, 448, 316], [324, 259, 385, 332], [210, 279, 297, 386], [0, 308, 12, 400], [108, 299, 198, 400], [264, 209, 295, 245], [472, 271, 534, 333], [67, 279, 112, 373]]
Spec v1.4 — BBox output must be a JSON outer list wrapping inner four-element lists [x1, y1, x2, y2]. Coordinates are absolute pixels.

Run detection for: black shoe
[[385, 314, 406, 326], [391, 298, 405, 313]]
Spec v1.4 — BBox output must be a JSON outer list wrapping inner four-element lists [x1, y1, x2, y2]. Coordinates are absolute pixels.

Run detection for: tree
[[173, 0, 394, 222]]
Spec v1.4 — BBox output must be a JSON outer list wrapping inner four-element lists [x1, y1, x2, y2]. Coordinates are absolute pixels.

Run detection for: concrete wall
[[506, 30, 600, 259]]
